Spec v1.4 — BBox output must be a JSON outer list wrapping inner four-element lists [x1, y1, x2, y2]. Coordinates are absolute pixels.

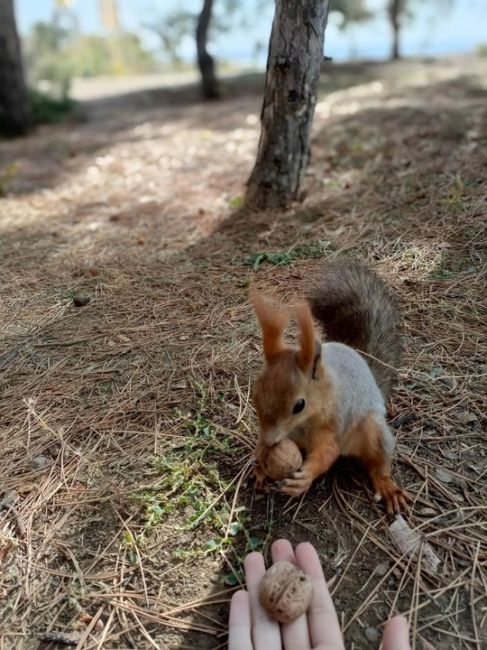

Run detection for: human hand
[[228, 539, 411, 650]]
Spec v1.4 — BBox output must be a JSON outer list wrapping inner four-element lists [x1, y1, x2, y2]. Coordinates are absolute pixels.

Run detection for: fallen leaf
[[389, 515, 441, 573]]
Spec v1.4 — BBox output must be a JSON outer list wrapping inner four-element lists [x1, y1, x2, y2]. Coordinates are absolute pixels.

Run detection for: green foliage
[[131, 387, 252, 561], [228, 194, 244, 209], [134, 446, 249, 560], [431, 253, 478, 280], [29, 90, 75, 125], [442, 176, 464, 209], [67, 32, 157, 78], [147, 11, 196, 65], [149, 0, 373, 68], [0, 163, 19, 198], [24, 21, 74, 98], [330, 0, 373, 28], [24, 20, 158, 100], [148, 0, 265, 66], [138, 454, 225, 530], [387, 0, 455, 26], [476, 43, 487, 57], [248, 240, 332, 271]]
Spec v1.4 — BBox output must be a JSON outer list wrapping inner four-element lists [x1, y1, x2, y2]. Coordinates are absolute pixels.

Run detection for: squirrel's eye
[[292, 399, 306, 415]]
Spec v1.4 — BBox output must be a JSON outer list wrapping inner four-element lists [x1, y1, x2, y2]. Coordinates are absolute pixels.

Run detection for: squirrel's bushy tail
[[308, 260, 401, 400]]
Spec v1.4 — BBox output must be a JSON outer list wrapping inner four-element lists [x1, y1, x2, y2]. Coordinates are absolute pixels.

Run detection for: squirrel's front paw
[[276, 469, 312, 497], [253, 463, 269, 491]]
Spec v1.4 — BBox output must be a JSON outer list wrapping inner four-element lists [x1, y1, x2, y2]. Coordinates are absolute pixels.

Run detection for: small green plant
[[138, 454, 227, 533], [0, 163, 19, 197], [133, 393, 249, 558], [248, 240, 331, 271], [441, 176, 465, 211], [228, 195, 244, 209], [431, 253, 478, 280], [135, 451, 251, 560]]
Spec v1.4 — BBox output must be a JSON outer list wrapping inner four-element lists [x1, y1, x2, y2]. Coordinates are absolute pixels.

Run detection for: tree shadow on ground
[[0, 58, 431, 200]]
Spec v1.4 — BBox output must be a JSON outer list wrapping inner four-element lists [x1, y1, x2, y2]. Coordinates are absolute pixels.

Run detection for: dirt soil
[[1, 56, 486, 649]]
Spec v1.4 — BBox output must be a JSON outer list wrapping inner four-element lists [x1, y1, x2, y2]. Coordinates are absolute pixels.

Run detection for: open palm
[[229, 539, 410, 650]]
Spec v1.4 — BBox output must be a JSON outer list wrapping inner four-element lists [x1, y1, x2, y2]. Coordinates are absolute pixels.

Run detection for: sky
[[16, 0, 487, 64]]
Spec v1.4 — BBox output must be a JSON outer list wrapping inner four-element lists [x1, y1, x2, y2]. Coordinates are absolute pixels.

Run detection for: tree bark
[[388, 0, 401, 60], [246, 0, 330, 210], [0, 0, 30, 136], [196, 0, 219, 99]]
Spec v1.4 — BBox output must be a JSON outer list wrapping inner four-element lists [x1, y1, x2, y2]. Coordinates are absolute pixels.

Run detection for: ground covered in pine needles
[[1, 55, 486, 649]]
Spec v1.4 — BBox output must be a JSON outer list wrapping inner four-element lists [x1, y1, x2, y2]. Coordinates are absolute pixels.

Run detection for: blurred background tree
[[387, 0, 455, 60], [196, 0, 218, 98], [0, 0, 30, 136], [147, 10, 195, 68], [331, 0, 373, 28], [147, 0, 375, 98], [148, 0, 241, 96], [3, 0, 479, 137]]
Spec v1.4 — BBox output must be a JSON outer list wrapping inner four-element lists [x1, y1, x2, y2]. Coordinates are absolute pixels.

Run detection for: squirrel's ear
[[295, 302, 318, 372], [311, 340, 323, 379], [250, 289, 289, 363]]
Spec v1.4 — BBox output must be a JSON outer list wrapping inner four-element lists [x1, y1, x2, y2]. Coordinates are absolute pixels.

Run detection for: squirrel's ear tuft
[[311, 340, 323, 379], [295, 302, 317, 372], [250, 289, 290, 363]]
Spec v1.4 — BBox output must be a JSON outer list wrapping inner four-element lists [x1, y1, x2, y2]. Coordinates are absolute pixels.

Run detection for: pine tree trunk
[[196, 0, 219, 99], [389, 0, 401, 60], [0, 0, 30, 136], [246, 0, 330, 209]]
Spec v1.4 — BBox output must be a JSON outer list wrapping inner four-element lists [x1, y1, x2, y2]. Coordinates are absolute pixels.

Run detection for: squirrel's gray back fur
[[309, 260, 401, 400], [323, 342, 396, 458]]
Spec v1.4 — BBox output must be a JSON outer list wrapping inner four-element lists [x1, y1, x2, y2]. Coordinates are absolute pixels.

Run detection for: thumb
[[382, 615, 411, 650]]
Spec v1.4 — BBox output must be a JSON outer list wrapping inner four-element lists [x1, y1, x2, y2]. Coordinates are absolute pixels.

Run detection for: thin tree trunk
[[196, 0, 219, 99], [388, 0, 401, 60], [0, 0, 30, 136], [246, 0, 330, 210]]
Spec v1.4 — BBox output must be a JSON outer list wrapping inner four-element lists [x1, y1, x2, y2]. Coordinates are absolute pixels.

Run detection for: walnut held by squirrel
[[251, 259, 408, 514]]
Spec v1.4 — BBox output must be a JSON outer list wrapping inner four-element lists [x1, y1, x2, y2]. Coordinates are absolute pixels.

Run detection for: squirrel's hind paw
[[373, 477, 410, 514]]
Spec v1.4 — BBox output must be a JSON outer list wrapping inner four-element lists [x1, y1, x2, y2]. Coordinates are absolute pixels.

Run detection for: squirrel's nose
[[264, 431, 284, 447]]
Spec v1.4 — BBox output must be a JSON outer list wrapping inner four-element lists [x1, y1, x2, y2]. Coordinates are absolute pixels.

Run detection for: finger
[[382, 615, 411, 650], [244, 551, 281, 650], [228, 591, 252, 650], [295, 542, 344, 650], [271, 540, 311, 650]]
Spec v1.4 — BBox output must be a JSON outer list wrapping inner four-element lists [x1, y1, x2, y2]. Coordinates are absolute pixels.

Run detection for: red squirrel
[[251, 259, 408, 514]]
